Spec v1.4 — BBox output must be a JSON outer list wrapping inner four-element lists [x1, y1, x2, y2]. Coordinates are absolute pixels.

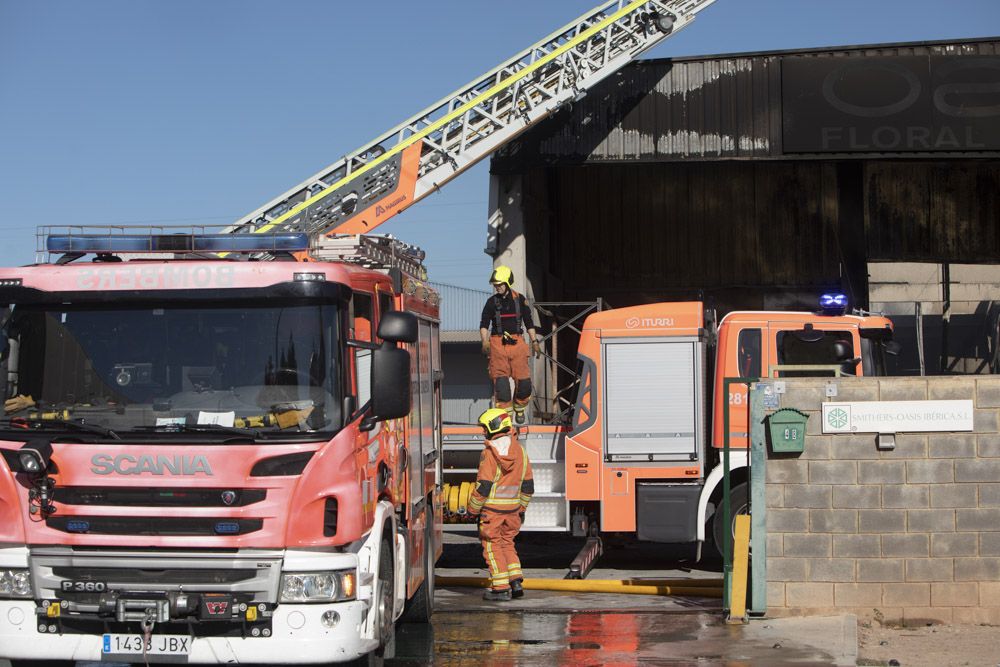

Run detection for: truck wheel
[[340, 536, 394, 667], [712, 482, 749, 559], [400, 506, 436, 623], [375, 536, 395, 658]]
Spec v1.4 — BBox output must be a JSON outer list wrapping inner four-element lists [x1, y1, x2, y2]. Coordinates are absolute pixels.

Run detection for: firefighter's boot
[[510, 579, 524, 599], [483, 588, 512, 601]]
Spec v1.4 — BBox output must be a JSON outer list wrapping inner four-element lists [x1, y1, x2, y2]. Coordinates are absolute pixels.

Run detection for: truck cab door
[[716, 323, 767, 451]]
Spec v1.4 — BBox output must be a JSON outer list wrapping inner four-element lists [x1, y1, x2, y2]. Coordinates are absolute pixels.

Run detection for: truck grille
[[46, 516, 264, 536], [51, 566, 257, 586], [55, 486, 267, 507], [31, 547, 284, 604]]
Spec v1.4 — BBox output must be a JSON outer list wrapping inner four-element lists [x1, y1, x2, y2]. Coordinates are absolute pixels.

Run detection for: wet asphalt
[[386, 533, 853, 666], [390, 611, 851, 666]]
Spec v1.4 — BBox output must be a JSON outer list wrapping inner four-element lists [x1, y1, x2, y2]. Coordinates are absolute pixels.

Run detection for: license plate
[[102, 633, 191, 661]]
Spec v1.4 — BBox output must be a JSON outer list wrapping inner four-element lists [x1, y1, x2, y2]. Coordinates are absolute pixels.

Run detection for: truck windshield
[[1, 302, 342, 438]]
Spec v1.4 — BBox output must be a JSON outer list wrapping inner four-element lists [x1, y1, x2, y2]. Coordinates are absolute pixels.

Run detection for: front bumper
[[0, 598, 375, 664]]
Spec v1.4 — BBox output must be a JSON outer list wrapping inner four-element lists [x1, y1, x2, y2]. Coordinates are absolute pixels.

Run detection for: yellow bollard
[[727, 514, 751, 623]]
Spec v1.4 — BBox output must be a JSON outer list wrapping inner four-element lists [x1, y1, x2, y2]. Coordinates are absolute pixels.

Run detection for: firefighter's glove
[[531, 340, 542, 358], [481, 340, 491, 357], [518, 511, 526, 523], [4, 394, 34, 414]]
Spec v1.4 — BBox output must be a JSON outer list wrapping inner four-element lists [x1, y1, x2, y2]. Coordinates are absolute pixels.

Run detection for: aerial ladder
[[223, 0, 717, 241]]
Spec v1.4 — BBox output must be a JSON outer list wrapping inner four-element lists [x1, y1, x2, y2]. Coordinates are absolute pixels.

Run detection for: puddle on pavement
[[389, 611, 840, 666]]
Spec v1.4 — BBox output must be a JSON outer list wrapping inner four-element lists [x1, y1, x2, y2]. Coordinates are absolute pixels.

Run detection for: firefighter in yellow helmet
[[467, 408, 534, 601], [479, 265, 541, 424]]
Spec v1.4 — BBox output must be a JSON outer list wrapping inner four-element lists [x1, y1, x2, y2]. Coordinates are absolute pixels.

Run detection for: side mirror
[[377, 312, 418, 344], [361, 342, 411, 431], [884, 341, 902, 356]]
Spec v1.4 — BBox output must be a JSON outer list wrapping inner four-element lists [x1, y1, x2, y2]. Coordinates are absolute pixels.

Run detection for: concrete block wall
[[765, 376, 1000, 625]]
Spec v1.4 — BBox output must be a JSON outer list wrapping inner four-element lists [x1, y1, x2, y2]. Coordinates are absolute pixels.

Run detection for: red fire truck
[[0, 231, 441, 665]]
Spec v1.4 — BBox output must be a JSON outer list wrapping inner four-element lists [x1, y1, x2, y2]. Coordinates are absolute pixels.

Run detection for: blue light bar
[[820, 293, 848, 314], [47, 233, 310, 254], [214, 521, 241, 535], [66, 520, 90, 533]]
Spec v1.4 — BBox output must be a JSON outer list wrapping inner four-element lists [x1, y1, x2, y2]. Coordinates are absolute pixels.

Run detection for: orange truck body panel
[[444, 298, 894, 545], [562, 302, 893, 534], [566, 303, 705, 532]]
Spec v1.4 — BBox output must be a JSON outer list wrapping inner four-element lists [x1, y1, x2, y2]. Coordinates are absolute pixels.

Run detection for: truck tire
[[376, 534, 395, 658], [400, 505, 436, 623], [343, 535, 394, 667], [712, 482, 749, 560]]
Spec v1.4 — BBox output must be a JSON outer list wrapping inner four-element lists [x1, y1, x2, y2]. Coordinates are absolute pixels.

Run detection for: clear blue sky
[[1, 1, 997, 289]]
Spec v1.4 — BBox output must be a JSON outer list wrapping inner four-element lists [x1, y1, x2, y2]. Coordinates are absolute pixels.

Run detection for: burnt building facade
[[487, 37, 1000, 375]]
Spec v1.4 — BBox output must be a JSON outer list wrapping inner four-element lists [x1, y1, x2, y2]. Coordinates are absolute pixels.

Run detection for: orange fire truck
[[443, 297, 895, 570], [0, 232, 441, 664]]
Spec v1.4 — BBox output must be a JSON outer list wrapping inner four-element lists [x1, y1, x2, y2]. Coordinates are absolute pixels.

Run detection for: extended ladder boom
[[225, 0, 716, 241]]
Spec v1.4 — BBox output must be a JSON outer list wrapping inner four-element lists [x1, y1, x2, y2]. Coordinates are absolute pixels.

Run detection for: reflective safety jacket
[[468, 433, 533, 515]]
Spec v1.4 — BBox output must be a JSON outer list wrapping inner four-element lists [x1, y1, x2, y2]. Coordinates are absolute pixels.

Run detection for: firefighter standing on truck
[[480, 265, 540, 424], [468, 408, 534, 601]]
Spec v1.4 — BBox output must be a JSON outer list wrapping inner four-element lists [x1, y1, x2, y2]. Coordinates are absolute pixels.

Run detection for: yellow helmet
[[489, 265, 514, 287], [478, 408, 512, 437]]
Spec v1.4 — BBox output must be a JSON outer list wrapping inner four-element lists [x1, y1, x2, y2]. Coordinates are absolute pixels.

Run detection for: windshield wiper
[[136, 423, 261, 441], [0, 418, 121, 440]]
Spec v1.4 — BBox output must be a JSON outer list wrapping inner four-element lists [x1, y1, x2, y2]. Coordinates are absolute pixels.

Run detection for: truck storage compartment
[[635, 482, 702, 543], [603, 338, 706, 464], [440, 425, 569, 531]]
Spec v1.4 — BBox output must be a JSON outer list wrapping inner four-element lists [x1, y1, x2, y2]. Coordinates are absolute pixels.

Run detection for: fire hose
[[435, 576, 723, 597]]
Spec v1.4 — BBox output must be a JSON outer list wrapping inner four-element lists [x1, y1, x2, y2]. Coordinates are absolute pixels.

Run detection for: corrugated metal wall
[[495, 56, 779, 165], [430, 282, 492, 424], [521, 158, 1000, 309], [526, 161, 842, 307], [429, 281, 490, 341], [492, 38, 1000, 168], [441, 342, 491, 425], [865, 162, 1000, 262], [490, 38, 1000, 312]]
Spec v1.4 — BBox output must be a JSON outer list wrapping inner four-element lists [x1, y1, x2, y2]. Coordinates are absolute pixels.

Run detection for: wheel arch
[[696, 451, 750, 542]]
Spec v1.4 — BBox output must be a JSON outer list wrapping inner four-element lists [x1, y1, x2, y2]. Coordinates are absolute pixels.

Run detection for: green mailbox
[[766, 408, 809, 453]]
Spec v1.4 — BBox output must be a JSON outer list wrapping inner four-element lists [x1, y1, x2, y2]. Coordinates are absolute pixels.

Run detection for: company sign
[[91, 454, 214, 476], [781, 55, 1000, 153], [821, 400, 973, 434], [625, 316, 675, 329]]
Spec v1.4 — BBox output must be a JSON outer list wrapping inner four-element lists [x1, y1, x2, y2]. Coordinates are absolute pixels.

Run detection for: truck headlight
[[280, 571, 356, 603], [0, 569, 33, 598]]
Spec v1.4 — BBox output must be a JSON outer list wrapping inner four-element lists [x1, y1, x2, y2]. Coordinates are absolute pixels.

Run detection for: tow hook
[[141, 611, 156, 667], [141, 610, 155, 640]]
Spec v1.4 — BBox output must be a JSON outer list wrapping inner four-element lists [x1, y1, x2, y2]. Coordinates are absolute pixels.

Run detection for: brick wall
[[764, 376, 1000, 625]]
